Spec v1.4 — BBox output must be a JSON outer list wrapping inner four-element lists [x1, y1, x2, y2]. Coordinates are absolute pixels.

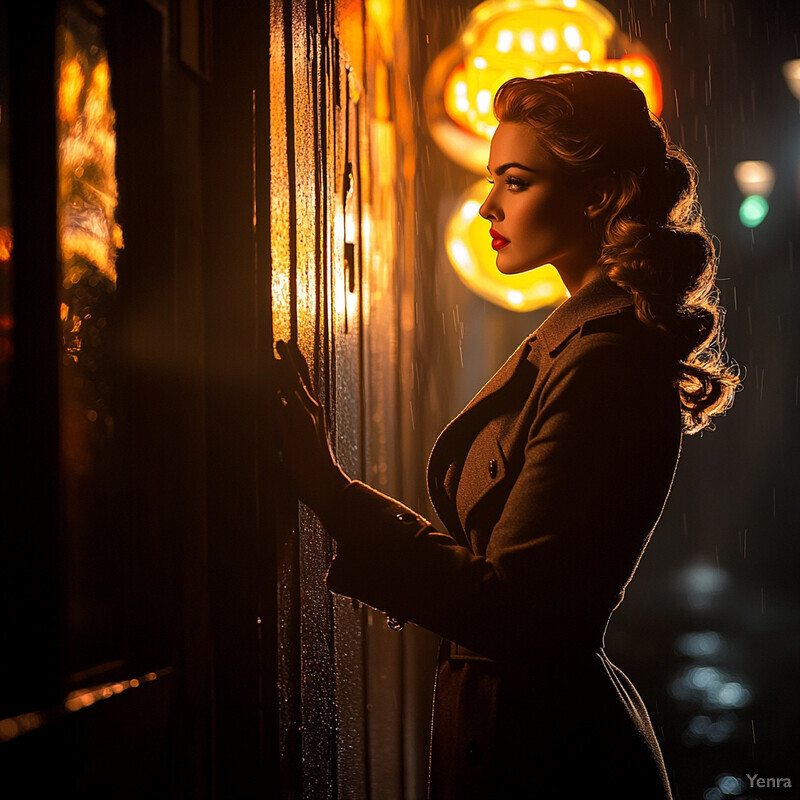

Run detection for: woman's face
[[479, 121, 594, 279]]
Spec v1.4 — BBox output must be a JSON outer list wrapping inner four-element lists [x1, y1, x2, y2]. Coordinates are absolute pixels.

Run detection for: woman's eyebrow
[[487, 161, 538, 174]]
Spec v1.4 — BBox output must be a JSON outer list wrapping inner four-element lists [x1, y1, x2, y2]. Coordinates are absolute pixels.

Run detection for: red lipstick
[[490, 228, 509, 250]]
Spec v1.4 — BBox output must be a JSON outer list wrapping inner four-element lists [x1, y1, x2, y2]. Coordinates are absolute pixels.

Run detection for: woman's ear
[[584, 175, 618, 221]]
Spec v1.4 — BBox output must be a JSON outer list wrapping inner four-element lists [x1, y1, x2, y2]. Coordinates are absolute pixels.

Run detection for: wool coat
[[320, 275, 682, 799]]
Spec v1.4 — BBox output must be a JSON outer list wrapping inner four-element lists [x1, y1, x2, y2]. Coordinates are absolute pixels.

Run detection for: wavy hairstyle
[[493, 71, 739, 433]]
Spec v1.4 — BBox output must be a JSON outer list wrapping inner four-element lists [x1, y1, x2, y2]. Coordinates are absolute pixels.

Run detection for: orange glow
[[426, 0, 663, 174], [367, 0, 396, 59], [58, 57, 83, 123], [57, 34, 123, 288], [0, 712, 44, 742], [0, 226, 12, 261]]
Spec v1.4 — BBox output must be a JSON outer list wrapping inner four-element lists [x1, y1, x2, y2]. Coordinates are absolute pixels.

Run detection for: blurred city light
[[675, 631, 726, 659], [677, 562, 730, 610], [739, 195, 769, 228], [733, 160, 775, 198], [716, 774, 746, 796], [782, 58, 800, 103], [733, 160, 773, 229]]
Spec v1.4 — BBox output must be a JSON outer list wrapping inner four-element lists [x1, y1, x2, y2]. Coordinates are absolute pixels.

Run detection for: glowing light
[[733, 160, 775, 197], [713, 681, 750, 708], [688, 666, 721, 689], [476, 89, 493, 113], [461, 200, 482, 220], [455, 79, 471, 111], [496, 29, 513, 52], [541, 29, 557, 52], [678, 562, 730, 596], [717, 775, 746, 795], [739, 195, 769, 228], [675, 631, 725, 658], [520, 30, 536, 53], [0, 227, 12, 261], [427, 0, 663, 174], [564, 0, 577, 6], [58, 58, 83, 122], [57, 40, 123, 288], [449, 238, 473, 275], [563, 25, 581, 49], [782, 59, 800, 102], [445, 178, 567, 312]]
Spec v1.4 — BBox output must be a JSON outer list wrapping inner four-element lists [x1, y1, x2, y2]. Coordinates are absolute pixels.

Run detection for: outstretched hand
[[273, 339, 350, 513]]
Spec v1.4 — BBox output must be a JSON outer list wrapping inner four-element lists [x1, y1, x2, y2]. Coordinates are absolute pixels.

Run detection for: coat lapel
[[426, 275, 634, 546], [426, 334, 537, 541]]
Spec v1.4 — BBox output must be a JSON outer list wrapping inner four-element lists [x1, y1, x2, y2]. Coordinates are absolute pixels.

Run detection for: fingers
[[275, 340, 315, 402], [286, 339, 313, 389], [274, 339, 321, 419], [275, 339, 312, 390]]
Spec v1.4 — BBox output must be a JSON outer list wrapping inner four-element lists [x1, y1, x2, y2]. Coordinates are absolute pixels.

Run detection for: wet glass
[[57, 2, 125, 681]]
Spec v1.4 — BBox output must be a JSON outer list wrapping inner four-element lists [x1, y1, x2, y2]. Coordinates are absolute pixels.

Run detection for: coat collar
[[427, 274, 635, 535], [430, 274, 634, 465], [534, 274, 634, 357]]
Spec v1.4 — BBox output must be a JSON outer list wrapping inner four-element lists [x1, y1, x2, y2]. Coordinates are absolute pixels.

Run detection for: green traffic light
[[739, 195, 769, 228]]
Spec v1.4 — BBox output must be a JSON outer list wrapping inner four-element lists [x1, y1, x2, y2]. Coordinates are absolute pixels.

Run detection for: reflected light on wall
[[0, 227, 11, 365], [0, 227, 11, 263], [446, 179, 567, 312], [425, 0, 661, 312]]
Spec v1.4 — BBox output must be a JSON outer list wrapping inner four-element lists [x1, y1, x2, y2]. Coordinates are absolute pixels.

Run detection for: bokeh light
[[739, 195, 769, 229]]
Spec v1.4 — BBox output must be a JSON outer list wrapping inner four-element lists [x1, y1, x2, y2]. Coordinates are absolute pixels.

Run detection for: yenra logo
[[746, 774, 793, 788]]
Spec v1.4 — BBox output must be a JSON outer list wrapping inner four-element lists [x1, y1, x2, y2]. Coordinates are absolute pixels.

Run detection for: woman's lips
[[490, 228, 509, 250]]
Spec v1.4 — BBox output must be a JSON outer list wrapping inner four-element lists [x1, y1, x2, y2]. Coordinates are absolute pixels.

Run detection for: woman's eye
[[504, 176, 526, 191]]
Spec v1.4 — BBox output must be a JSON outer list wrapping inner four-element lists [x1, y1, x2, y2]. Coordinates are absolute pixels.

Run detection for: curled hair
[[494, 72, 739, 433]]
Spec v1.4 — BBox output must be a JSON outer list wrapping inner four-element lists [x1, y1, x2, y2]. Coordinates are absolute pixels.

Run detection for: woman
[[275, 71, 738, 799]]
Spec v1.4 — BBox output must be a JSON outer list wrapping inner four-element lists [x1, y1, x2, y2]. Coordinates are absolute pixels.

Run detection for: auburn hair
[[493, 71, 739, 433]]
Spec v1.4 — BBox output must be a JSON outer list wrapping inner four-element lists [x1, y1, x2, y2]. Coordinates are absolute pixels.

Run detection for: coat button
[[396, 512, 416, 523], [488, 458, 498, 478]]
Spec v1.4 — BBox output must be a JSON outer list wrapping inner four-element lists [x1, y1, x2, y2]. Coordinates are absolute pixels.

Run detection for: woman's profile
[[275, 70, 739, 799]]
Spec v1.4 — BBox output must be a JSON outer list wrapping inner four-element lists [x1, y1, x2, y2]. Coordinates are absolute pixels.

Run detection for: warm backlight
[[426, 0, 663, 311]]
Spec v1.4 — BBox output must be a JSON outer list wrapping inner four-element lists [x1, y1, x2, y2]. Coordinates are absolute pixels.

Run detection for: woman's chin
[[496, 257, 546, 276]]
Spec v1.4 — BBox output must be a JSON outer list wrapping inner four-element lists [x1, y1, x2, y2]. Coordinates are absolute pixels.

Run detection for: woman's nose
[[479, 193, 500, 222]]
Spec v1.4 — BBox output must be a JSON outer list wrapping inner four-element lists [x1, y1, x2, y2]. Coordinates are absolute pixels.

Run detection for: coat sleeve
[[320, 331, 681, 661]]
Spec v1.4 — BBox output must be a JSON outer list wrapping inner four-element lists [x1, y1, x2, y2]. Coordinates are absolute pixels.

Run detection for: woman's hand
[[273, 339, 350, 514]]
